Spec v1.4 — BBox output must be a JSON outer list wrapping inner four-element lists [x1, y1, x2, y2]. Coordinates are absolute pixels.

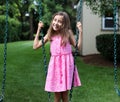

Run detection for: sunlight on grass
[[0, 41, 120, 102]]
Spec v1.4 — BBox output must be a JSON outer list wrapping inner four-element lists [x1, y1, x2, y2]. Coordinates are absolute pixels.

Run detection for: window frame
[[102, 12, 118, 31]]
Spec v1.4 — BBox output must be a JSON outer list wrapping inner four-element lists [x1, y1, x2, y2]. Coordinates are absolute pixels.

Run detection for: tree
[[0, 0, 80, 40], [85, 0, 120, 16]]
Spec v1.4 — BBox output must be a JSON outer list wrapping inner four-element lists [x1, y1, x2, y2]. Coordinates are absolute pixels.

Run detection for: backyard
[[0, 41, 120, 102]]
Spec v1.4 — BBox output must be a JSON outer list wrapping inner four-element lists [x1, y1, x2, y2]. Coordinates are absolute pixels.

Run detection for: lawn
[[0, 41, 120, 102]]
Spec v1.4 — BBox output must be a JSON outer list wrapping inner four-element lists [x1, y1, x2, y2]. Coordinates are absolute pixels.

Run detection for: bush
[[96, 34, 120, 61], [0, 16, 6, 43], [0, 15, 21, 43]]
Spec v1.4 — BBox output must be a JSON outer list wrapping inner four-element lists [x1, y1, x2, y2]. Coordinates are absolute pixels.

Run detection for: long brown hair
[[47, 11, 72, 45]]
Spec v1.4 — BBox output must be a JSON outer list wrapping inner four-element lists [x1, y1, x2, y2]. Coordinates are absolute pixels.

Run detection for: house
[[77, 1, 120, 56]]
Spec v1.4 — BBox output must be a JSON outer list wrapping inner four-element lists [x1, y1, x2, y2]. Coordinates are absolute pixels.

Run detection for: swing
[[1, 0, 119, 102], [0, 0, 8, 102], [38, 0, 51, 102], [113, 0, 120, 96], [69, 0, 83, 102]]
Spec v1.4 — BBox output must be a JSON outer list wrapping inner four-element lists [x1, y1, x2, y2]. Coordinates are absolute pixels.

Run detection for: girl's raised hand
[[38, 21, 44, 29], [76, 21, 82, 32], [76, 22, 82, 50]]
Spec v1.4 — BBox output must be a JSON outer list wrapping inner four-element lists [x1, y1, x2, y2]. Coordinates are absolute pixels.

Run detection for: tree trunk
[[29, 13, 34, 40]]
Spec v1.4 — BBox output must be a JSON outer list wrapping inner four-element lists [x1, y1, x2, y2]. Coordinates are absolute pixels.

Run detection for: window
[[102, 12, 118, 30]]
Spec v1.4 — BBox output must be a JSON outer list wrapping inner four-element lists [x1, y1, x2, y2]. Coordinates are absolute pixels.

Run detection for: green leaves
[[85, 0, 120, 16]]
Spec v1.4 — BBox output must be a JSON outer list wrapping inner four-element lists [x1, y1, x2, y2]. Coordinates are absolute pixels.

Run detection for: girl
[[33, 11, 82, 102]]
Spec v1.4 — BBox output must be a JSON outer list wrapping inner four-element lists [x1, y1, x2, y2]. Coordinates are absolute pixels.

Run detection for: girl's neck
[[54, 31, 61, 35]]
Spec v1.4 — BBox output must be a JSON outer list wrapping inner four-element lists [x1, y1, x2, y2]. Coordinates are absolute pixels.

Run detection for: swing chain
[[0, 0, 8, 101], [69, 0, 83, 102], [76, 0, 83, 55], [113, 0, 120, 96], [38, 0, 51, 101]]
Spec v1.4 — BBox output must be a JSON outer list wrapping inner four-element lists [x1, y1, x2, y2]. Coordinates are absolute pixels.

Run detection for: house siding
[[81, 2, 120, 56]]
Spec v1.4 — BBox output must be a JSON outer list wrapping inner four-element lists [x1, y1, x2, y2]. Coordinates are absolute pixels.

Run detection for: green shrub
[[0, 16, 5, 43], [96, 34, 120, 61], [0, 15, 21, 43]]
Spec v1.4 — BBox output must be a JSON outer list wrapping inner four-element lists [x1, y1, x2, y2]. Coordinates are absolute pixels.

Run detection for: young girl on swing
[[33, 11, 82, 102]]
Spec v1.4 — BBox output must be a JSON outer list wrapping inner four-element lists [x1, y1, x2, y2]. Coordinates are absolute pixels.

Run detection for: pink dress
[[45, 35, 81, 92]]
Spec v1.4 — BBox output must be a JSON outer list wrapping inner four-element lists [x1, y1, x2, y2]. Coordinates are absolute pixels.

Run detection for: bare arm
[[77, 22, 82, 50], [69, 22, 82, 50], [33, 21, 48, 49], [69, 30, 76, 47]]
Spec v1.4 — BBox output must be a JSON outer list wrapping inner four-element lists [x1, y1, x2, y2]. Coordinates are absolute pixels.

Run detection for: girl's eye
[[53, 18, 57, 21], [53, 18, 63, 24], [57, 20, 63, 24], [58, 20, 62, 23]]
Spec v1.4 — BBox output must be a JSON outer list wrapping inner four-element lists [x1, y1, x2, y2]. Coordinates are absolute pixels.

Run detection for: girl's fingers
[[77, 22, 82, 27], [38, 21, 44, 28]]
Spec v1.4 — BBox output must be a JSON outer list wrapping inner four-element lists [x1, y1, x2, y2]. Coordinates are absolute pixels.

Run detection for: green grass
[[0, 41, 120, 102]]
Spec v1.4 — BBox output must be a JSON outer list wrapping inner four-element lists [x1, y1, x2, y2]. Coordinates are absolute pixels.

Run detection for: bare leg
[[54, 92, 61, 102], [61, 91, 68, 102]]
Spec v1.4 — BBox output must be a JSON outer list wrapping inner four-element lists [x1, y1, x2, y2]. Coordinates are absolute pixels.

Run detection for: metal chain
[[76, 0, 83, 51], [38, 0, 51, 101], [0, 0, 8, 102], [69, 0, 83, 102], [113, 0, 120, 96]]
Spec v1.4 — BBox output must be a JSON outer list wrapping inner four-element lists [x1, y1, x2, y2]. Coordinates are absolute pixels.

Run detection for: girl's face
[[52, 15, 64, 31]]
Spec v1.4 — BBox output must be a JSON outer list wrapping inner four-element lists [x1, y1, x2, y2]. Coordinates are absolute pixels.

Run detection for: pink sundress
[[45, 35, 81, 92]]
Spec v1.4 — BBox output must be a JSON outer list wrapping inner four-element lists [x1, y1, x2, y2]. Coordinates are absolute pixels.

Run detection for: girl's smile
[[52, 15, 64, 31]]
